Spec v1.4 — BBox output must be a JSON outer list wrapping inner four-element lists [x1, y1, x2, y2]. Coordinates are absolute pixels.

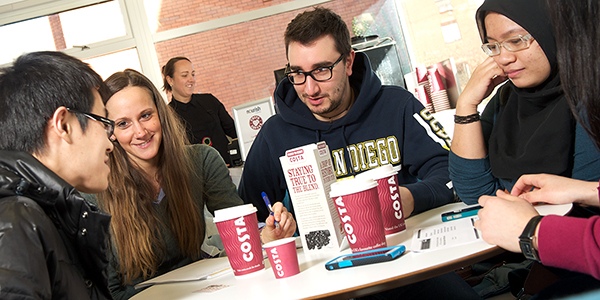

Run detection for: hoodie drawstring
[[340, 125, 357, 177], [315, 126, 357, 178]]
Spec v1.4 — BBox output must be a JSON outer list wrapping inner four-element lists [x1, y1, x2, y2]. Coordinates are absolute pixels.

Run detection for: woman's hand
[[451, 57, 508, 159], [260, 202, 297, 244], [456, 57, 508, 114], [511, 174, 600, 207]]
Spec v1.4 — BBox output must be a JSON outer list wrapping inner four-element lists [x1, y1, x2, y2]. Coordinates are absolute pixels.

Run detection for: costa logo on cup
[[214, 204, 264, 276], [388, 176, 403, 220], [334, 196, 357, 244], [269, 248, 285, 277], [330, 177, 387, 253], [234, 216, 253, 262], [263, 237, 300, 279], [355, 165, 406, 235]]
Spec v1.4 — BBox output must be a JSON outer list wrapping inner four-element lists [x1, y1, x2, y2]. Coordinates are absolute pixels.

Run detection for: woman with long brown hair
[[88, 69, 295, 299]]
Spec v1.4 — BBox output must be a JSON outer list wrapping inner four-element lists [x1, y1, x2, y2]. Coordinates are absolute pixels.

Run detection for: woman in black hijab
[[449, 0, 600, 205], [472, 0, 600, 298]]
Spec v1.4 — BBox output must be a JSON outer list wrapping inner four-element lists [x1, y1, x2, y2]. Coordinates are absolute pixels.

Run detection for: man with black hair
[[0, 51, 115, 299], [240, 6, 453, 229], [239, 7, 480, 300]]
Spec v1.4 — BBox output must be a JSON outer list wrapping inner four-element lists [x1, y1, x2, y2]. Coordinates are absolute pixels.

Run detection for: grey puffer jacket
[[0, 150, 113, 300]]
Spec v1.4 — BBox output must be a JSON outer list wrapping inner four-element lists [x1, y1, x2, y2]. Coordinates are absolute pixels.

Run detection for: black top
[[475, 0, 575, 181], [169, 93, 237, 165]]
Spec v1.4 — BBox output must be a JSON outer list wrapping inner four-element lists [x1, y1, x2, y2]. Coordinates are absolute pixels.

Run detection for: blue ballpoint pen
[[261, 192, 280, 229]]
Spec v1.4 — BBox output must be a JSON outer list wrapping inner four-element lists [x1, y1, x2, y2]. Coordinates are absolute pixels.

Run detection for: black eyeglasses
[[66, 108, 115, 142], [285, 54, 345, 85]]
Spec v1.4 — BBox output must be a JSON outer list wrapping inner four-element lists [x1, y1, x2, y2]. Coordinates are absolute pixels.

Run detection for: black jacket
[[0, 150, 113, 300]]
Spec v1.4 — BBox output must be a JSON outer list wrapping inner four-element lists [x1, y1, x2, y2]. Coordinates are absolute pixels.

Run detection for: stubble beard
[[302, 82, 347, 119], [311, 95, 342, 117]]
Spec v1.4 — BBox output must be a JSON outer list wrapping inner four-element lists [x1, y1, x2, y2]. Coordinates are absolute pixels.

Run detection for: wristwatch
[[519, 215, 544, 263]]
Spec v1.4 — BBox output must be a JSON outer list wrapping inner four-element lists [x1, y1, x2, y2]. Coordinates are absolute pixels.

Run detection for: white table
[[131, 202, 572, 300]]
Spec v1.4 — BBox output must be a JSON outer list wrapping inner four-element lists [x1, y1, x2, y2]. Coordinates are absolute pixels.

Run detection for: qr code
[[305, 230, 331, 250]]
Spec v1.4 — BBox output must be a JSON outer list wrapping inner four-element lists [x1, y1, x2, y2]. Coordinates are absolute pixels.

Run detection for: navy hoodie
[[239, 52, 453, 221]]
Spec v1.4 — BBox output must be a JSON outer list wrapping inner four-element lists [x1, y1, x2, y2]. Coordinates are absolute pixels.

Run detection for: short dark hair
[[284, 7, 351, 58], [161, 57, 191, 92], [0, 51, 105, 153]]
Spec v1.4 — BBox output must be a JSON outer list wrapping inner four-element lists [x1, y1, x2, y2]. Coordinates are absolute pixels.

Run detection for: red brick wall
[[154, 0, 296, 33], [48, 14, 67, 51], [154, 0, 387, 114]]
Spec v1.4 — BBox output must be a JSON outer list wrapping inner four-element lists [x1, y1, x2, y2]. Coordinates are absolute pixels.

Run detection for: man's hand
[[474, 190, 539, 253], [260, 202, 297, 244]]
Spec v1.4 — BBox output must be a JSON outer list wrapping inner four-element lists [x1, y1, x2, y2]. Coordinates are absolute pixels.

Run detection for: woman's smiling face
[[106, 86, 162, 168], [484, 12, 551, 88]]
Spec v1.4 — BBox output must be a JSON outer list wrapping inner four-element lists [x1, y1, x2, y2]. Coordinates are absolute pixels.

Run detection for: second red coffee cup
[[213, 204, 264, 276], [330, 178, 387, 253], [357, 164, 406, 235], [263, 237, 300, 279]]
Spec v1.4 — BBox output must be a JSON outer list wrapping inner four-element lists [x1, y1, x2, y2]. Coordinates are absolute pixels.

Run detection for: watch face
[[519, 215, 544, 263], [520, 238, 540, 262]]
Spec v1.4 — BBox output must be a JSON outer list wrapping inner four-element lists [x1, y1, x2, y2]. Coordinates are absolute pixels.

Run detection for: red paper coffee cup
[[357, 165, 406, 235], [416, 65, 429, 83], [330, 178, 387, 253], [428, 68, 445, 93], [213, 204, 264, 276], [263, 237, 300, 279]]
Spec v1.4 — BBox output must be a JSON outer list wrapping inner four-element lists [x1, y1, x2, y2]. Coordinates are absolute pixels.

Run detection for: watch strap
[[519, 215, 544, 262]]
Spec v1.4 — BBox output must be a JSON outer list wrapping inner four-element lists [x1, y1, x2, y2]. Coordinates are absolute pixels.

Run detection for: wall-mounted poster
[[232, 97, 276, 161]]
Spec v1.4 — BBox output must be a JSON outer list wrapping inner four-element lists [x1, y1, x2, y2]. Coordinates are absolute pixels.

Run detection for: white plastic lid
[[330, 177, 378, 198], [213, 204, 257, 223], [355, 164, 397, 180]]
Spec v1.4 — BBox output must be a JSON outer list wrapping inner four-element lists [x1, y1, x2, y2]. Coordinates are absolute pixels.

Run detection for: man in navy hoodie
[[239, 7, 453, 223]]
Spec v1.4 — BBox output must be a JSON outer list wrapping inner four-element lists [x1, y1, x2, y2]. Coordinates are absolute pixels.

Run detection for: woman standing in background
[[162, 57, 237, 166]]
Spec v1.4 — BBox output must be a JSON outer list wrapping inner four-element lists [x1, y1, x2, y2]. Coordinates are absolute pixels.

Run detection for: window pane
[[84, 48, 142, 81], [60, 1, 126, 48], [0, 17, 55, 65], [0, 0, 126, 65], [399, 0, 486, 92], [441, 22, 461, 43]]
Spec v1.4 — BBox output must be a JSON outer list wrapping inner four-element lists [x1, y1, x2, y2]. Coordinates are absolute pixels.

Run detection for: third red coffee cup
[[263, 237, 300, 279], [357, 164, 406, 235], [330, 178, 387, 253]]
